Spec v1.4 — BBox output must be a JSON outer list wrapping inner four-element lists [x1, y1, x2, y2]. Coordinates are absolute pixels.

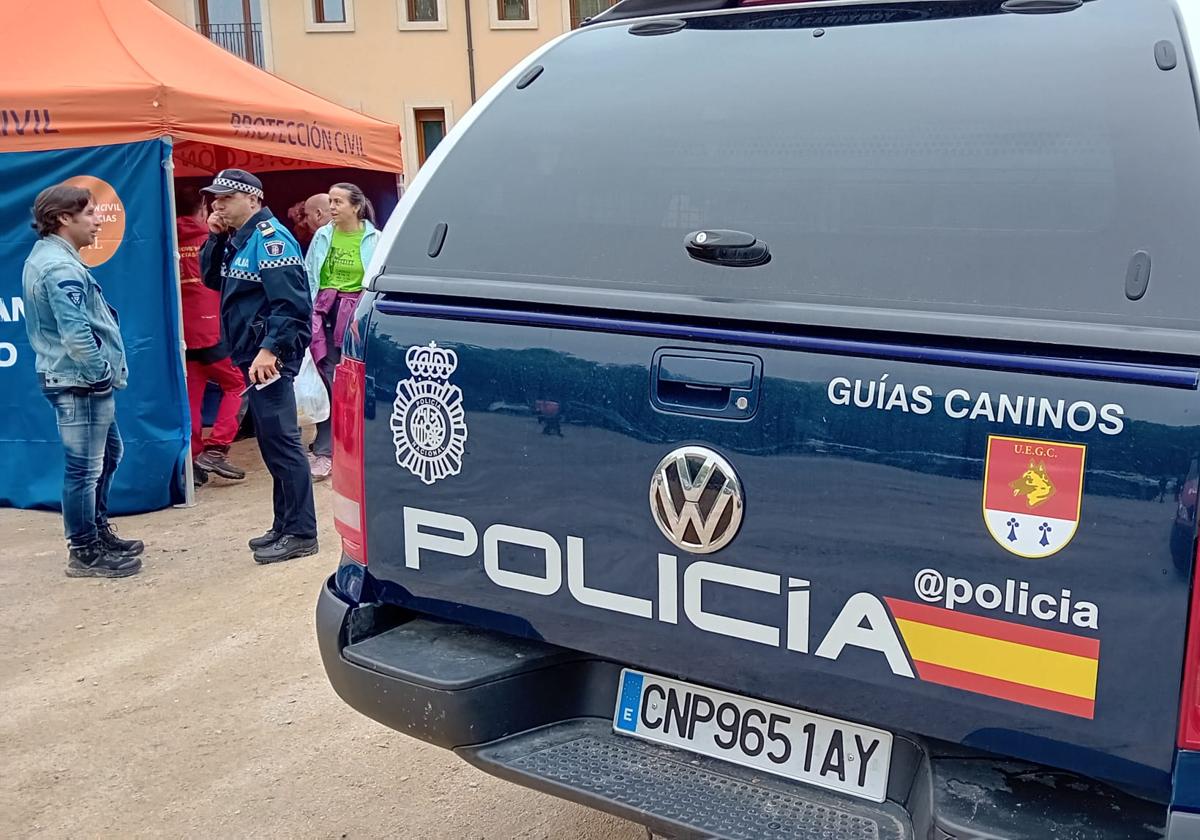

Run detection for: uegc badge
[[982, 435, 1086, 559]]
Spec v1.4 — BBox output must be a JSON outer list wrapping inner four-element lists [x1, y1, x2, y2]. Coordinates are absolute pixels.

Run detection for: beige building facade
[[152, 0, 615, 178]]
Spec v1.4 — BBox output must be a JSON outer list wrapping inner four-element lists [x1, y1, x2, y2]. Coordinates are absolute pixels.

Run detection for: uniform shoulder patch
[[57, 279, 86, 307], [256, 220, 277, 238], [264, 240, 285, 257]]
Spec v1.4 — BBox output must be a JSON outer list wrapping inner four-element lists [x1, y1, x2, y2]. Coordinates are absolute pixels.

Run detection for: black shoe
[[253, 534, 319, 565], [248, 529, 281, 550], [99, 525, 144, 558], [195, 448, 246, 480], [193, 463, 210, 487], [66, 543, 142, 579]]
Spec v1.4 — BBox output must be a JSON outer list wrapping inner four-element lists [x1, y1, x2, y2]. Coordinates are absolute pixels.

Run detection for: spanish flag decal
[[885, 598, 1099, 719]]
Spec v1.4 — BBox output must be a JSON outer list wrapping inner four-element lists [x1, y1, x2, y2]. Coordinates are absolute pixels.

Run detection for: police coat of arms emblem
[[390, 342, 468, 485]]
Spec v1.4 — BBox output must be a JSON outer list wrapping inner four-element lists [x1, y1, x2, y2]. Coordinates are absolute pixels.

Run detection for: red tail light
[[1178, 530, 1200, 747], [331, 357, 367, 565]]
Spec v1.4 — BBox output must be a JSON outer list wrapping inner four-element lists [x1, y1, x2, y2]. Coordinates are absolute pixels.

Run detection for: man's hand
[[91, 367, 114, 395], [249, 348, 280, 385], [207, 211, 228, 234]]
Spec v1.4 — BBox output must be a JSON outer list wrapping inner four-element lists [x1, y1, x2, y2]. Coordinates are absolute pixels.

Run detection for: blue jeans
[[45, 390, 123, 548]]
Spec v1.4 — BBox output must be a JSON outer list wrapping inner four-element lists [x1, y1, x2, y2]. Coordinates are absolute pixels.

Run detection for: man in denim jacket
[[22, 184, 144, 578]]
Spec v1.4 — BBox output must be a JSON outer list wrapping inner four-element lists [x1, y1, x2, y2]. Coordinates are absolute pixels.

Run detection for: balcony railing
[[197, 22, 264, 68]]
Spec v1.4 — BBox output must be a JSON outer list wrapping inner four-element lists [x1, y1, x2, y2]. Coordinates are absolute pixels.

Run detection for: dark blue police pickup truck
[[317, 0, 1200, 835]]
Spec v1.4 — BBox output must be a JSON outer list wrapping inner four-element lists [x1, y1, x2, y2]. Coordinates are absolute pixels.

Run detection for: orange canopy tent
[[0, 0, 402, 515], [0, 0, 403, 174]]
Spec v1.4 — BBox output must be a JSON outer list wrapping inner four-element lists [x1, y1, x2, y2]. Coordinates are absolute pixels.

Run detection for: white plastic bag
[[294, 349, 330, 426]]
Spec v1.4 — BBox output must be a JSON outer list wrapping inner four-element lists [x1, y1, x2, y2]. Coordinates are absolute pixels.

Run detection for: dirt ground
[[0, 439, 646, 840]]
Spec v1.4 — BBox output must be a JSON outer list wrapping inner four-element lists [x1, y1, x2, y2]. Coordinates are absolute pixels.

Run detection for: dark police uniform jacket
[[199, 208, 311, 367]]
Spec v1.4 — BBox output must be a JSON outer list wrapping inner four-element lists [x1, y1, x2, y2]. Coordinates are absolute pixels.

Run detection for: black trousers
[[244, 359, 317, 539]]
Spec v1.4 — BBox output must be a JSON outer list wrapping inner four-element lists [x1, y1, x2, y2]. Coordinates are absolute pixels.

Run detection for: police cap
[[201, 168, 265, 199]]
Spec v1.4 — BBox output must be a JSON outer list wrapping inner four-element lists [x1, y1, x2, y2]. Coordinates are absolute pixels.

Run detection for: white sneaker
[[306, 450, 318, 468], [311, 455, 332, 481]]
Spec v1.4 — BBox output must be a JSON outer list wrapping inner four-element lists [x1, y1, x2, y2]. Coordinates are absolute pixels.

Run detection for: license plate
[[612, 669, 892, 803]]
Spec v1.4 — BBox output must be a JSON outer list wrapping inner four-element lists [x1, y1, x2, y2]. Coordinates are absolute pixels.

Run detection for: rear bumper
[[315, 573, 623, 747], [316, 577, 1169, 840]]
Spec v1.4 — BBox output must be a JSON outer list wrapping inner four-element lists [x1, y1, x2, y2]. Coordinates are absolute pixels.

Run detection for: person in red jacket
[[177, 188, 246, 483]]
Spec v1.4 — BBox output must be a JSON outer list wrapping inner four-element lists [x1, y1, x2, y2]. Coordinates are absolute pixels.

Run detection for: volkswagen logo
[[649, 446, 744, 554]]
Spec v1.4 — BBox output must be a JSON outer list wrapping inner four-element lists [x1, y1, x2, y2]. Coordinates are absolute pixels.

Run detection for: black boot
[[99, 525, 144, 558], [193, 462, 210, 487], [66, 543, 142, 579], [248, 529, 281, 550], [253, 534, 319, 565]]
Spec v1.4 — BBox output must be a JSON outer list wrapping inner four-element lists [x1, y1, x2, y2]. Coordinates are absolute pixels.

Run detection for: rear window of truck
[[383, 0, 1200, 344]]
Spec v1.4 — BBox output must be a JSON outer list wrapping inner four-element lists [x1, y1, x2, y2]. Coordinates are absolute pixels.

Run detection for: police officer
[[199, 169, 318, 564]]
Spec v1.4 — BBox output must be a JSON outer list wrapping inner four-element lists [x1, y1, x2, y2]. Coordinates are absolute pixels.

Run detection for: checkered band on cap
[[211, 177, 264, 199]]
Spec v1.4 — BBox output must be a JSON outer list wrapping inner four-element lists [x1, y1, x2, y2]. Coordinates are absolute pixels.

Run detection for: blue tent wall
[[0, 139, 188, 514]]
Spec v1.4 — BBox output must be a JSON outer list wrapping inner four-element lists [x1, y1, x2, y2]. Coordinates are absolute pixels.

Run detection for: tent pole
[[165, 137, 197, 508]]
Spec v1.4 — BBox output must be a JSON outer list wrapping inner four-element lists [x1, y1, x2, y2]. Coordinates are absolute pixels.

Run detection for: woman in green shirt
[[303, 182, 380, 480]]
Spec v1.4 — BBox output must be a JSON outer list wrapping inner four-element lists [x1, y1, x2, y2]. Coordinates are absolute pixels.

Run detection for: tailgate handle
[[652, 350, 761, 419], [684, 230, 771, 268]]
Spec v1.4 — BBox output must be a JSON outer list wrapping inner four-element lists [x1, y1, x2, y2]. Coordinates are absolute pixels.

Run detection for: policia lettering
[[402, 507, 916, 679], [827, 376, 1125, 436]]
